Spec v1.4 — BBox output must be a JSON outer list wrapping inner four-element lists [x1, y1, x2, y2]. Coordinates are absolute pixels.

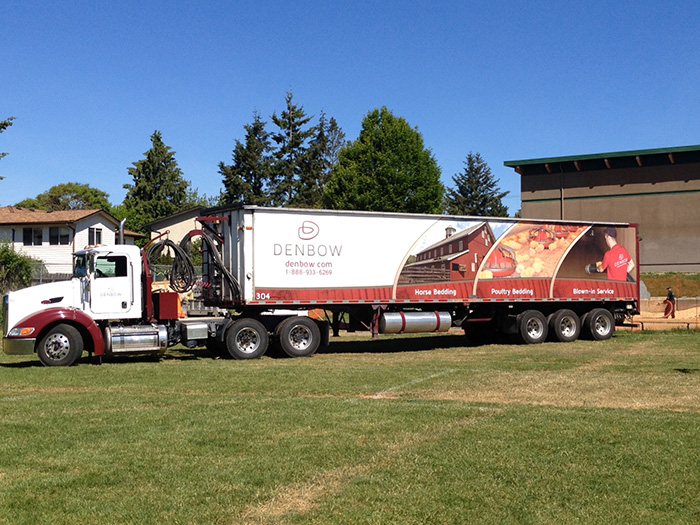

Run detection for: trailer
[[3, 205, 639, 365]]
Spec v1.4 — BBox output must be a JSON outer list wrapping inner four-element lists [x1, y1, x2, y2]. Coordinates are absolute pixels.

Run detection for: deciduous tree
[[323, 107, 443, 213], [444, 152, 509, 217], [0, 116, 16, 180], [15, 182, 112, 211]]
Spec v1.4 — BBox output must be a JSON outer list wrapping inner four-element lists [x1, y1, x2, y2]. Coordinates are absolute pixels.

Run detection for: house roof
[[504, 144, 700, 176], [142, 206, 204, 230], [119, 228, 147, 239], [0, 206, 117, 226]]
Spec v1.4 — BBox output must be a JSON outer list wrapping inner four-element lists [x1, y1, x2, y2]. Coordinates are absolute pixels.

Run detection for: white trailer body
[[204, 206, 639, 309]]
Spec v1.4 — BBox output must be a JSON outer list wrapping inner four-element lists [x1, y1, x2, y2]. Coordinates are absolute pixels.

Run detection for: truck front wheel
[[276, 317, 321, 357], [37, 324, 84, 366], [225, 319, 269, 359]]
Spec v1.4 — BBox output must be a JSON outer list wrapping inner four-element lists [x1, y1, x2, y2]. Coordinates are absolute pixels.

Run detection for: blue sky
[[2, 1, 699, 214]]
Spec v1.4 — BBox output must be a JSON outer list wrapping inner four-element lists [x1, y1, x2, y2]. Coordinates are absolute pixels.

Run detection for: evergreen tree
[[269, 91, 314, 206], [444, 152, 509, 217], [219, 112, 273, 206], [293, 112, 346, 208], [15, 182, 112, 212], [122, 131, 189, 232], [322, 107, 443, 214], [183, 187, 218, 208], [322, 115, 347, 169], [0, 116, 15, 180]]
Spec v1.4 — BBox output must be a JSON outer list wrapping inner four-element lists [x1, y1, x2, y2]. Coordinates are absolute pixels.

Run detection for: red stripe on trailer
[[250, 279, 636, 304]]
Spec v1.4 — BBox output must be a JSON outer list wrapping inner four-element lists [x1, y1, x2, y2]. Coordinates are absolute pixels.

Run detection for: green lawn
[[2, 330, 700, 524]]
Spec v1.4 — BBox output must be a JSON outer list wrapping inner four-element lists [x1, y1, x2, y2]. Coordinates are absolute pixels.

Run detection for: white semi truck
[[3, 205, 640, 366]]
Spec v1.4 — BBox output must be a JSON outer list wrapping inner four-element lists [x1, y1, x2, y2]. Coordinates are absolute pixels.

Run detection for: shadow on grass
[[317, 333, 480, 355], [1, 333, 494, 367], [0, 360, 45, 368], [0, 351, 210, 368]]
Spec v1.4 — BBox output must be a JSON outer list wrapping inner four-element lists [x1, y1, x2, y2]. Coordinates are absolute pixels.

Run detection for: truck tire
[[548, 309, 580, 342], [225, 319, 269, 359], [37, 324, 84, 366], [583, 308, 614, 341], [517, 310, 548, 344], [276, 316, 321, 357]]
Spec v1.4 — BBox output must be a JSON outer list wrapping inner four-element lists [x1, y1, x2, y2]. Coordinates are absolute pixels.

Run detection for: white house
[[0, 206, 130, 275]]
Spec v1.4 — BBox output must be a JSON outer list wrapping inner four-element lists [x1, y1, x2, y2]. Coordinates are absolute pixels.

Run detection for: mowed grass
[[1, 330, 700, 524]]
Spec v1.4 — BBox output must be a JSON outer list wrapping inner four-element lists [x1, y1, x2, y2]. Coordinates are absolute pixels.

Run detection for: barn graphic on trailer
[[398, 222, 495, 285]]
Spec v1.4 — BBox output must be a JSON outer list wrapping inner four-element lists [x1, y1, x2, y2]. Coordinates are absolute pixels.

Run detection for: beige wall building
[[505, 145, 700, 272], [144, 207, 204, 243]]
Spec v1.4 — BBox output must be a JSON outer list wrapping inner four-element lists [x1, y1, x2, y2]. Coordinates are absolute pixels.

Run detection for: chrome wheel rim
[[236, 328, 261, 354], [288, 325, 312, 350], [526, 318, 544, 339], [594, 315, 611, 337], [560, 316, 576, 337], [44, 333, 71, 360]]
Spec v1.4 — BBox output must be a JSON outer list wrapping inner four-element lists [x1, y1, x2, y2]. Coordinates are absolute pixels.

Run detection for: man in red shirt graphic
[[598, 227, 634, 281]]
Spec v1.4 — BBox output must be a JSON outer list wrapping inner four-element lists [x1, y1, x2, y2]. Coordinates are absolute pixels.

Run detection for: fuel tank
[[104, 325, 168, 354], [379, 311, 452, 334]]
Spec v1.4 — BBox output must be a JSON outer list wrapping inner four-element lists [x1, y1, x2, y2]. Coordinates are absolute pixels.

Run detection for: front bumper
[[3, 337, 36, 355]]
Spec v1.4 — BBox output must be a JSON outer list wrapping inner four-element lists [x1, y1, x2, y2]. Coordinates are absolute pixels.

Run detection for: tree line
[[1, 93, 511, 236]]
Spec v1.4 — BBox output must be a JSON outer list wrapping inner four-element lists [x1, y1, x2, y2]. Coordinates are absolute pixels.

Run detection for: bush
[[0, 243, 34, 295]]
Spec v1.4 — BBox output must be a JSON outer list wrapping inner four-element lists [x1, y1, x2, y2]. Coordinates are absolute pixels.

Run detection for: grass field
[[2, 330, 700, 524]]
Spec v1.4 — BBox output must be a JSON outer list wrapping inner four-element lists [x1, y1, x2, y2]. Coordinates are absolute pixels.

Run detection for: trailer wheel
[[548, 309, 580, 342], [225, 319, 269, 359], [37, 324, 84, 366], [517, 310, 548, 344], [276, 317, 321, 357], [584, 308, 614, 341]]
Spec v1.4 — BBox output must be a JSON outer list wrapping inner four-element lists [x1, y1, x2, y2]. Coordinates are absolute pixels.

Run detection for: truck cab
[[74, 245, 143, 319], [3, 245, 144, 364]]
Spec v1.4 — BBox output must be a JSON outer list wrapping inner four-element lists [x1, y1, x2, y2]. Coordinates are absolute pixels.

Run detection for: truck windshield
[[73, 254, 88, 277]]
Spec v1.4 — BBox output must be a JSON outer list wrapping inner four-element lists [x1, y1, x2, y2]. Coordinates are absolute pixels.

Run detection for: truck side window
[[95, 256, 128, 278], [73, 255, 88, 277]]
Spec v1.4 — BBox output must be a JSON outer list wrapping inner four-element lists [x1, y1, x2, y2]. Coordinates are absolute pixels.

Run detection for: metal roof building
[[505, 145, 700, 272]]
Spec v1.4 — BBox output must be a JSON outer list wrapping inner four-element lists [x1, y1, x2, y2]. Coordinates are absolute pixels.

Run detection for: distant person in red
[[663, 287, 675, 318], [586, 227, 634, 281]]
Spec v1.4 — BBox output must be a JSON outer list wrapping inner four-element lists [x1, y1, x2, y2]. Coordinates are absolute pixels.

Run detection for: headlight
[[8, 327, 35, 337]]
